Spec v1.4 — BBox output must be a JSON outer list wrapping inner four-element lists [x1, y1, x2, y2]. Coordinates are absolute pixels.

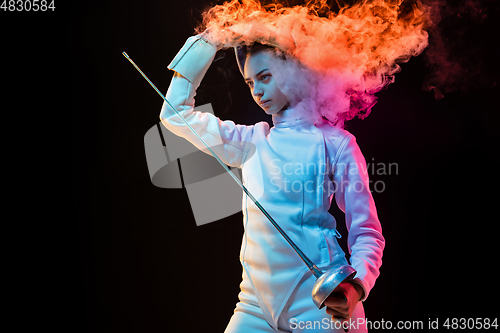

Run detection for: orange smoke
[[198, 0, 431, 127]]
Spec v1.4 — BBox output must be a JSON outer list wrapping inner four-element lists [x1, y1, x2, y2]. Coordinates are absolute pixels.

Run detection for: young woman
[[159, 27, 385, 332]]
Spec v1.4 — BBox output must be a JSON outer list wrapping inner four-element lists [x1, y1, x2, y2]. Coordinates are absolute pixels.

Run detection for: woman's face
[[244, 51, 289, 115]]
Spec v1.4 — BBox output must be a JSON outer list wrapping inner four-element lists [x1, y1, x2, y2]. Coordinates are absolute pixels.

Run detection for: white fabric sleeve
[[333, 134, 385, 302], [159, 35, 256, 168]]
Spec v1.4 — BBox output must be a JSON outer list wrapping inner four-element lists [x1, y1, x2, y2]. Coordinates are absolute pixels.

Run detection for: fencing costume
[[160, 35, 385, 332]]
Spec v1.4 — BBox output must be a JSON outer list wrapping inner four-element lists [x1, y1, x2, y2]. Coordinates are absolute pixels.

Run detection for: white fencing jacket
[[160, 35, 385, 328]]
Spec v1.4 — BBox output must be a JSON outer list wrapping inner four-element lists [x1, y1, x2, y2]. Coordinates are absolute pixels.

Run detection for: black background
[[65, 0, 500, 332]]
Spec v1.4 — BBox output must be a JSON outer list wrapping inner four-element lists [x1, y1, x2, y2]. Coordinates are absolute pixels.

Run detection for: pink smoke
[[420, 0, 496, 100], [198, 0, 431, 127]]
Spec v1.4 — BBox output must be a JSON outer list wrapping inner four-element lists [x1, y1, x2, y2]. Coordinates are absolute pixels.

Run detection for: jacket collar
[[271, 104, 315, 130]]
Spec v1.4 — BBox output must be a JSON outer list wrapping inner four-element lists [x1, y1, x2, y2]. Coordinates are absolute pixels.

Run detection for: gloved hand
[[324, 281, 364, 324]]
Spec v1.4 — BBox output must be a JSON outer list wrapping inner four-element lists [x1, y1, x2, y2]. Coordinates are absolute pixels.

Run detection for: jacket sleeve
[[159, 35, 256, 168], [332, 133, 385, 302]]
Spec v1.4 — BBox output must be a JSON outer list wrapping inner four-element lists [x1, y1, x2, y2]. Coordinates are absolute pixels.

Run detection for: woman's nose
[[252, 84, 263, 98], [253, 91, 263, 99]]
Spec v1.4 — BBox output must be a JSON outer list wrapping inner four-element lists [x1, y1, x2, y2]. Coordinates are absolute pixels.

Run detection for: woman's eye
[[261, 75, 269, 81]]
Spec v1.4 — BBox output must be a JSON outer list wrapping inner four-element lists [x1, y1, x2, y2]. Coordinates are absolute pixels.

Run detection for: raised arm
[[159, 34, 258, 168]]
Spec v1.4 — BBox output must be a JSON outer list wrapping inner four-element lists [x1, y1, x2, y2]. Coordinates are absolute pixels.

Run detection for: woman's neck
[[272, 103, 302, 123]]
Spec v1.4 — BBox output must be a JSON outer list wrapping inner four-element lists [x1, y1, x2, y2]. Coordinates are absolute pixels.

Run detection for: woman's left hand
[[323, 281, 363, 323]]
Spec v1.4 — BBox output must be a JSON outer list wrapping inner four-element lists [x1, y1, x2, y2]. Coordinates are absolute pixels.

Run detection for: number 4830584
[[1, 0, 56, 11]]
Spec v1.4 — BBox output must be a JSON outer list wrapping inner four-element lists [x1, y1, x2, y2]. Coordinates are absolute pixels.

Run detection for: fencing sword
[[122, 51, 356, 322]]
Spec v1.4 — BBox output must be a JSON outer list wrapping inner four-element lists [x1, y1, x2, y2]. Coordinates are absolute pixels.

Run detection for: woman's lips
[[260, 100, 271, 107]]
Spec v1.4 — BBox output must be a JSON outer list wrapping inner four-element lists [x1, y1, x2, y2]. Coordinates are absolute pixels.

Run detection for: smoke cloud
[[420, 0, 497, 100], [196, 0, 496, 127]]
